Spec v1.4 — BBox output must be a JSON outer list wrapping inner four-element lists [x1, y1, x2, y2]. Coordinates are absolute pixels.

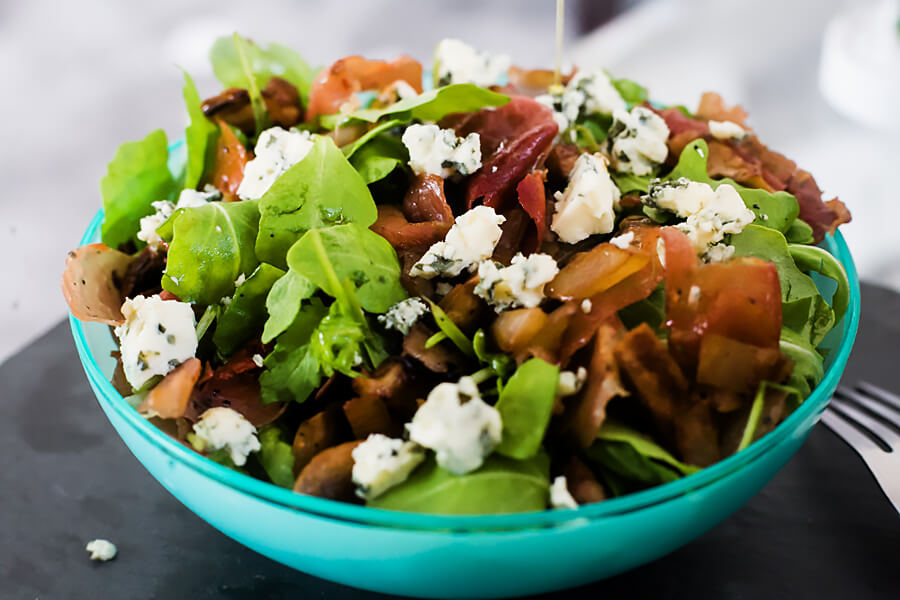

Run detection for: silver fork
[[822, 381, 900, 514]]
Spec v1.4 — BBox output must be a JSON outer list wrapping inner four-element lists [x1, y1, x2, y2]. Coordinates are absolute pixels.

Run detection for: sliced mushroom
[[137, 358, 202, 419], [62, 243, 132, 325], [293, 440, 363, 502]]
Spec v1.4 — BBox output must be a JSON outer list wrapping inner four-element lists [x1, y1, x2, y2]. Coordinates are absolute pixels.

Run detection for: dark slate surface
[[3, 283, 899, 599]]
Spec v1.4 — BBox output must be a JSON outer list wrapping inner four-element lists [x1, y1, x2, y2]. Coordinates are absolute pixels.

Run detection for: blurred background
[[1, 0, 897, 363]]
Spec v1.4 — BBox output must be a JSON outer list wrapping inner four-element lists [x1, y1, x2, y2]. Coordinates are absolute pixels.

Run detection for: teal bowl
[[69, 206, 860, 598]]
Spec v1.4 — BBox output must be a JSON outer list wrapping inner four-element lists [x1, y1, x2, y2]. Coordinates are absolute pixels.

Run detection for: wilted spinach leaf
[[162, 200, 261, 305], [368, 453, 550, 514], [100, 129, 177, 249], [494, 358, 560, 459]]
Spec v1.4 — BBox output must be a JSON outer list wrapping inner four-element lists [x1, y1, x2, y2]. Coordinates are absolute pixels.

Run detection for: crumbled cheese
[[434, 38, 510, 87], [435, 282, 454, 296], [251, 353, 265, 368], [687, 284, 702, 305], [609, 230, 635, 249], [410, 205, 506, 278], [608, 106, 670, 176], [557, 367, 588, 397], [643, 180, 754, 254], [236, 127, 315, 200], [233, 273, 247, 288], [114, 295, 198, 390], [551, 153, 620, 243], [474, 253, 559, 312], [535, 69, 626, 133], [581, 299, 592, 313], [351, 434, 426, 500], [406, 376, 502, 475], [85, 539, 117, 561], [703, 243, 736, 263], [674, 184, 755, 253], [192, 407, 261, 467], [378, 297, 429, 334], [550, 475, 578, 509], [708, 120, 748, 141], [401, 124, 482, 177], [137, 188, 219, 249]]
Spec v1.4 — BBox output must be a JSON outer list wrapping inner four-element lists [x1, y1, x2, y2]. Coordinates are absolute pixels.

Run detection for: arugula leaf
[[789, 244, 850, 327], [231, 33, 269, 135], [368, 453, 550, 514], [209, 34, 316, 104], [260, 298, 328, 404], [261, 270, 316, 343], [779, 326, 826, 400], [494, 358, 560, 459], [256, 425, 296, 488], [667, 139, 800, 234], [342, 118, 405, 158], [349, 133, 408, 184], [611, 172, 652, 195], [182, 70, 219, 190], [424, 299, 475, 357], [785, 218, 814, 244], [309, 301, 368, 378], [612, 77, 649, 106], [585, 420, 700, 489], [256, 136, 377, 268], [162, 200, 261, 305], [618, 283, 666, 332], [286, 225, 406, 314], [732, 224, 834, 346], [321, 83, 509, 128], [213, 263, 285, 357], [473, 329, 514, 380], [561, 124, 602, 153], [100, 129, 177, 249]]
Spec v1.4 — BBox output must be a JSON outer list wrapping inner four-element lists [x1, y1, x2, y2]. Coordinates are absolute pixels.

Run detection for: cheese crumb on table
[[85, 539, 117, 561]]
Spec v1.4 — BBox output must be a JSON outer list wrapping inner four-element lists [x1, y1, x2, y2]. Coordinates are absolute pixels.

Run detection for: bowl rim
[[70, 207, 860, 532]]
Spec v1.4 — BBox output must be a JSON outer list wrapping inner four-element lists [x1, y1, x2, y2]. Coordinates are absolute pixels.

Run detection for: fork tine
[[821, 409, 886, 455], [856, 381, 900, 412], [830, 397, 900, 449], [837, 388, 900, 431]]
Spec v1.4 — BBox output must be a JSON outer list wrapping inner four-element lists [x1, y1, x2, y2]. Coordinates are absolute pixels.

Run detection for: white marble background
[[1, 0, 896, 363]]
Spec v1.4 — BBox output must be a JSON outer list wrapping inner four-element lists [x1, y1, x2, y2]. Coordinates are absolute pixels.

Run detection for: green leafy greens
[[181, 70, 219, 190], [494, 358, 560, 459], [256, 136, 377, 268], [161, 200, 261, 305], [100, 130, 177, 249], [213, 263, 285, 357]]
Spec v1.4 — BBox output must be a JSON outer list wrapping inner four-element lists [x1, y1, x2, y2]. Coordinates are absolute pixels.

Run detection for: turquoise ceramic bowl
[[69, 206, 860, 598]]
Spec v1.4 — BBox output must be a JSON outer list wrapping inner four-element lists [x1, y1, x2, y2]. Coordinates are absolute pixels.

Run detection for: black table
[[3, 284, 899, 599]]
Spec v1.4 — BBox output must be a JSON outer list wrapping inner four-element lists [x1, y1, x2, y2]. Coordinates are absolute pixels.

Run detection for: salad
[[63, 35, 852, 515]]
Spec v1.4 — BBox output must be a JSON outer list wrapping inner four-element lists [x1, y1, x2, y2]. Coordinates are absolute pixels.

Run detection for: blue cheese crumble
[[378, 297, 429, 334], [550, 476, 578, 509], [608, 106, 670, 176], [550, 153, 621, 244], [536, 69, 627, 132], [474, 253, 559, 312], [192, 407, 261, 467], [85, 539, 117, 561], [237, 127, 315, 200], [114, 295, 198, 390], [708, 120, 748, 141], [406, 376, 502, 475], [410, 205, 506, 278], [351, 434, 426, 500], [557, 367, 588, 397], [433, 38, 510, 88], [137, 187, 219, 249], [401, 124, 482, 177], [643, 179, 754, 255]]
